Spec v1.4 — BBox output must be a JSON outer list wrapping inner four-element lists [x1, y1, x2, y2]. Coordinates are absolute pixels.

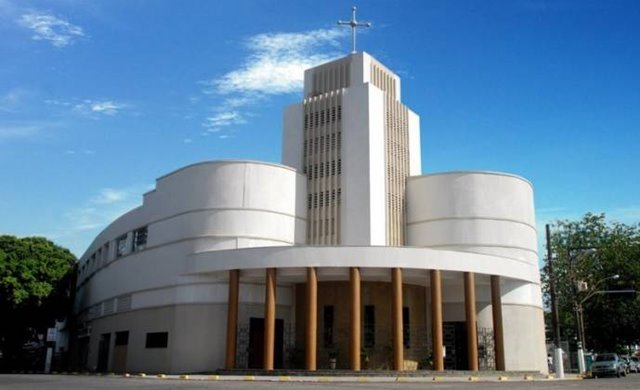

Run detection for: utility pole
[[546, 224, 564, 378]]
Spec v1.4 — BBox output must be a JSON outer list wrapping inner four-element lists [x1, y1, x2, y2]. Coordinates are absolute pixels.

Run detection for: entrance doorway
[[444, 322, 468, 370], [112, 331, 129, 373], [248, 317, 284, 369], [77, 336, 89, 371], [96, 333, 111, 372]]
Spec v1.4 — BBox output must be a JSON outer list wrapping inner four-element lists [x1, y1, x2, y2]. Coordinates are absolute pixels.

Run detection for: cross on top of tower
[[337, 6, 371, 54]]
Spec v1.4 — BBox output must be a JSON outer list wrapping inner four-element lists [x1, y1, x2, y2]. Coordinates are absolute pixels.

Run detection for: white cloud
[[208, 28, 344, 96], [47, 98, 128, 117], [91, 188, 129, 205], [65, 185, 149, 234], [75, 100, 127, 116], [31, 184, 150, 255], [203, 111, 246, 132], [65, 149, 95, 155], [197, 28, 346, 137], [88, 101, 125, 115], [183, 138, 192, 144], [18, 12, 86, 48], [45, 99, 73, 107]]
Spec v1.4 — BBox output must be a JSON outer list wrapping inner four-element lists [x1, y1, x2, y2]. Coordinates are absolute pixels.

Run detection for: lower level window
[[115, 331, 129, 346], [145, 332, 168, 348]]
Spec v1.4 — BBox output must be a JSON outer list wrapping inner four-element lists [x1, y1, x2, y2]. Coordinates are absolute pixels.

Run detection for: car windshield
[[632, 357, 639, 362], [595, 354, 616, 362]]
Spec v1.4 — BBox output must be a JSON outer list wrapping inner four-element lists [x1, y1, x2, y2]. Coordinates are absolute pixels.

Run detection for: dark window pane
[[116, 235, 127, 257], [133, 226, 148, 251], [364, 305, 375, 348], [323, 305, 334, 347], [115, 331, 129, 346], [403, 307, 410, 348], [145, 332, 168, 348]]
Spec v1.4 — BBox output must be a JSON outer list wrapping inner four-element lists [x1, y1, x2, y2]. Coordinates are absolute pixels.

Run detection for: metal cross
[[337, 6, 371, 54]]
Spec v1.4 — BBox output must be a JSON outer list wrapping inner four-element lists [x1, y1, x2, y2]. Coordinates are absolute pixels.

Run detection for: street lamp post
[[573, 274, 621, 374], [576, 274, 620, 351], [566, 245, 595, 374]]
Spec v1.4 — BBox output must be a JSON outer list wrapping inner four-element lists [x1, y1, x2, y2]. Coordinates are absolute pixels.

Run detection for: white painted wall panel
[[407, 109, 421, 175], [282, 103, 304, 170], [342, 83, 387, 245]]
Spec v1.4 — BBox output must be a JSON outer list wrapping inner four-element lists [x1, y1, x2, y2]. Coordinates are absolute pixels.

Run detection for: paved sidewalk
[[97, 371, 585, 383]]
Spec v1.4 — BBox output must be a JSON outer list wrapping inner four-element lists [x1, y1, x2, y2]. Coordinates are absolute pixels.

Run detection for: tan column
[[430, 270, 444, 371], [225, 269, 239, 369], [491, 275, 506, 370], [464, 272, 479, 371], [305, 267, 318, 371], [263, 268, 276, 370], [349, 267, 361, 371], [392, 268, 404, 371]]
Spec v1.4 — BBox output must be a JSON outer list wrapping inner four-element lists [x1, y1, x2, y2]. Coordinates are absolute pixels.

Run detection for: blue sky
[[1, 0, 638, 258]]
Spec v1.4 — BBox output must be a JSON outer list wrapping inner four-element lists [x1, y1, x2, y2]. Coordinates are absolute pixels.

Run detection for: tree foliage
[[542, 213, 640, 352], [0, 235, 76, 370]]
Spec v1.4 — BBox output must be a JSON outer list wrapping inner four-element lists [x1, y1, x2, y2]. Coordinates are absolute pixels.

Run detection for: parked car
[[629, 356, 640, 373], [591, 353, 627, 378]]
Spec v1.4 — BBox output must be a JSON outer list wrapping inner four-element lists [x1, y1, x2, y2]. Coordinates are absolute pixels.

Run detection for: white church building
[[73, 51, 547, 374]]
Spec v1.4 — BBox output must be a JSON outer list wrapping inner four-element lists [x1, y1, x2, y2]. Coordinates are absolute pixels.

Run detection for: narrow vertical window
[[403, 307, 410, 348], [364, 305, 375, 348], [132, 226, 148, 252], [116, 235, 127, 258], [103, 242, 109, 263], [323, 305, 334, 347]]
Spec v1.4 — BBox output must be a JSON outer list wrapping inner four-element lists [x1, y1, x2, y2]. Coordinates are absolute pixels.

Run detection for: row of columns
[[225, 267, 506, 371]]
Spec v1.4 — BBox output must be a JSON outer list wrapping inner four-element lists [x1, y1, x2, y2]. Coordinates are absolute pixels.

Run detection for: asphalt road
[[2, 374, 640, 390]]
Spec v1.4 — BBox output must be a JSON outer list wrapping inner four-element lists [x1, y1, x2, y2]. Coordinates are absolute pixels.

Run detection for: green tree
[[542, 213, 640, 353], [0, 235, 76, 371]]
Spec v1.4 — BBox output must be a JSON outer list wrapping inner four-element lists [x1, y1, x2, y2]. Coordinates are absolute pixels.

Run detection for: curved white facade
[[407, 171, 537, 264], [74, 161, 306, 373]]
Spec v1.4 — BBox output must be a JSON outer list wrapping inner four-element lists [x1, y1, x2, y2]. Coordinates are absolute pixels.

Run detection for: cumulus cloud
[[18, 11, 86, 48], [198, 28, 346, 137]]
